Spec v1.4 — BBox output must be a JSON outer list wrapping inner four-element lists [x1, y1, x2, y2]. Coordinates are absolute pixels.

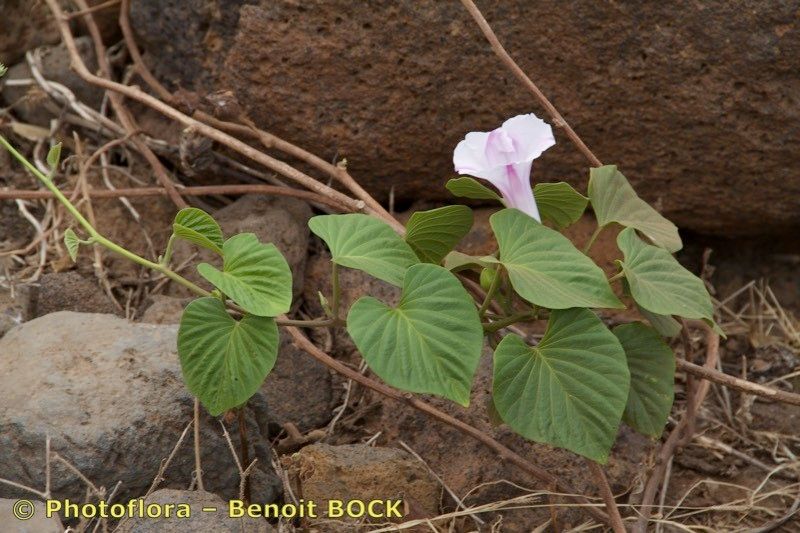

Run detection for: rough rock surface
[[287, 444, 441, 525], [117, 489, 272, 533], [169, 194, 311, 298], [0, 312, 281, 505], [0, 498, 63, 533], [0, 1, 120, 66], [130, 0, 800, 237], [24, 271, 119, 318]]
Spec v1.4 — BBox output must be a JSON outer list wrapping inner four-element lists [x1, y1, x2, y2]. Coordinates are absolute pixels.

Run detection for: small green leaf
[[491, 208, 623, 309], [493, 308, 630, 463], [0, 63, 7, 78], [309, 214, 419, 286], [347, 263, 484, 406], [46, 142, 62, 172], [64, 228, 80, 262], [173, 207, 224, 255], [534, 182, 588, 229], [588, 165, 682, 252], [617, 228, 714, 323], [443, 251, 495, 272], [614, 323, 675, 437], [197, 233, 292, 317], [178, 297, 278, 416], [446, 177, 502, 201], [405, 205, 473, 264]]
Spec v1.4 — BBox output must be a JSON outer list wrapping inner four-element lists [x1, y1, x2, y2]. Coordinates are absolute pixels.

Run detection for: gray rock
[[117, 489, 272, 533], [262, 337, 334, 433], [131, 0, 800, 237], [169, 195, 311, 298], [24, 271, 119, 319], [0, 312, 281, 505], [0, 498, 63, 533]]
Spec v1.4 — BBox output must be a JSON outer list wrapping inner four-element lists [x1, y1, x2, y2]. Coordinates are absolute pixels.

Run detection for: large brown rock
[[129, 0, 800, 237]]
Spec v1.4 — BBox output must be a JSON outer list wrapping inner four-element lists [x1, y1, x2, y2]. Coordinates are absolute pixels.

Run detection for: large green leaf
[[493, 308, 629, 463], [405, 205, 473, 264], [173, 207, 224, 255], [617, 228, 713, 322], [534, 182, 588, 229], [614, 323, 675, 437], [588, 165, 682, 252], [197, 233, 292, 317], [347, 263, 484, 406], [178, 297, 279, 416], [309, 214, 418, 286], [490, 208, 623, 309], [446, 177, 502, 201]]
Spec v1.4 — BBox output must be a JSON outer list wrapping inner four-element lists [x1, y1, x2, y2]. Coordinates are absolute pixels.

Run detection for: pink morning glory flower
[[453, 113, 555, 221]]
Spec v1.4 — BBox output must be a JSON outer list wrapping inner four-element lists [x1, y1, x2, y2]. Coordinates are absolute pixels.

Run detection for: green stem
[[331, 262, 341, 321], [161, 233, 177, 267], [1, 134, 210, 298], [478, 266, 503, 318], [608, 271, 625, 284], [583, 225, 604, 255], [482, 312, 536, 333]]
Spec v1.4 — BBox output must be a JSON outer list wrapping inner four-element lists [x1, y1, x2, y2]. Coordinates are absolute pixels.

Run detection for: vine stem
[[458, 0, 603, 168], [478, 266, 503, 317], [193, 398, 204, 491], [583, 226, 604, 255], [587, 461, 625, 533]]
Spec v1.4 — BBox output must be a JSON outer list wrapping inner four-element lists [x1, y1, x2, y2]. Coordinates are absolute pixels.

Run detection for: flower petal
[[503, 163, 541, 222], [454, 132, 510, 188], [501, 114, 556, 163]]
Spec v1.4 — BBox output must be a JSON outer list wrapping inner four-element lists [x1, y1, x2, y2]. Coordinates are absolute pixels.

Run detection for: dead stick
[[45, 0, 366, 217], [72, 0, 187, 209], [675, 357, 800, 407], [587, 460, 626, 533], [459, 0, 602, 167], [284, 324, 612, 526], [0, 185, 349, 211], [633, 328, 719, 532]]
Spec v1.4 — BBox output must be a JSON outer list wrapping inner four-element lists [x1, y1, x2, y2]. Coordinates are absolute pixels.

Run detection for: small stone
[[287, 443, 441, 526]]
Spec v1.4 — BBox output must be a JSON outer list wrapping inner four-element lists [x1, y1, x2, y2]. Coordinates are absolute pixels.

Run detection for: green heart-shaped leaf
[[173, 207, 224, 255], [493, 308, 629, 463], [534, 182, 588, 229], [178, 297, 279, 416], [589, 165, 682, 252], [64, 228, 80, 262], [347, 263, 484, 406], [446, 177, 502, 201], [405, 205, 473, 264], [614, 322, 675, 437], [491, 208, 623, 309], [309, 213, 419, 286], [197, 233, 292, 317], [617, 228, 713, 323]]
